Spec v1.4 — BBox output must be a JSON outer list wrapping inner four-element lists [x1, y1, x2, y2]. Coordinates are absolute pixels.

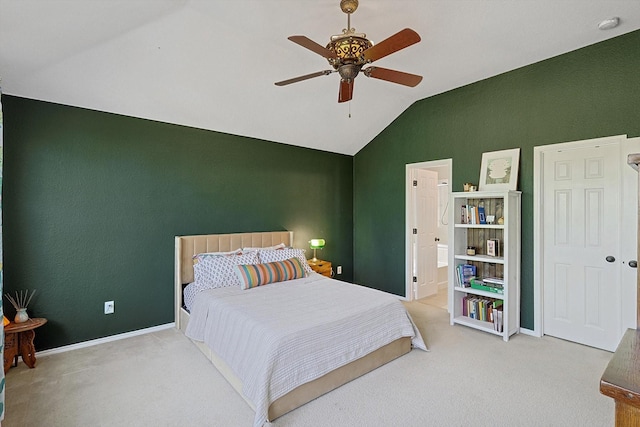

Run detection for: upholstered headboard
[[174, 231, 294, 327]]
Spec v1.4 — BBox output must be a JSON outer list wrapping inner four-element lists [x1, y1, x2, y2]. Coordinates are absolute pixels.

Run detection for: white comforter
[[185, 273, 426, 427]]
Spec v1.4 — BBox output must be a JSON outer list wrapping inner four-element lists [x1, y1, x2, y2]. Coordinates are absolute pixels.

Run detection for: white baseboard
[[518, 327, 539, 337], [37, 322, 176, 357]]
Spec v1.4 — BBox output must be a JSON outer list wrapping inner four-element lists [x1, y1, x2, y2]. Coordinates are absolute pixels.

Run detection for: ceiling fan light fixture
[[327, 35, 373, 69], [338, 63, 361, 80], [340, 0, 359, 14], [274, 0, 422, 102]]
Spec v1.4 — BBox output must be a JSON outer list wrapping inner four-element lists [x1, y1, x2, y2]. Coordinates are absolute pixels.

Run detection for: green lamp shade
[[309, 238, 326, 249]]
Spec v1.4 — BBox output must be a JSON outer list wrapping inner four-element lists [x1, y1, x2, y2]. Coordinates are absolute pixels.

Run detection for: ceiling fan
[[275, 0, 423, 103]]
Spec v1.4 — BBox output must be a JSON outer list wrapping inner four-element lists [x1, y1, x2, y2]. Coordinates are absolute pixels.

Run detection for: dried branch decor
[[5, 289, 36, 310]]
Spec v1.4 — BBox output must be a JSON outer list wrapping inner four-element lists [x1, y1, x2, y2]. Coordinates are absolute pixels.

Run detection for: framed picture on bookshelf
[[487, 238, 500, 257], [479, 148, 520, 191]]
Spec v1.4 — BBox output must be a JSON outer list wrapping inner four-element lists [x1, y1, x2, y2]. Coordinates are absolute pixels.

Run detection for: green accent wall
[[2, 96, 354, 350], [354, 30, 640, 330], [4, 30, 639, 348]]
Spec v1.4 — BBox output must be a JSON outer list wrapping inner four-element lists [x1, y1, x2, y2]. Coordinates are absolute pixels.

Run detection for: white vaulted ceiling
[[1, 1, 639, 155]]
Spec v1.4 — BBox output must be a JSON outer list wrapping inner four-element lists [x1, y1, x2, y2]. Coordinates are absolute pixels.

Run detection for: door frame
[[533, 134, 632, 338], [405, 158, 452, 300]]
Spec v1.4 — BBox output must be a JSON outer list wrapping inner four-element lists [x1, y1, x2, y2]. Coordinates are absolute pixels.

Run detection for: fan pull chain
[[349, 101, 351, 118]]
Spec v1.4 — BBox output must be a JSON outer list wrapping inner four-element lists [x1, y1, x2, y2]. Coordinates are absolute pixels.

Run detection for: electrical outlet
[[336, 265, 342, 275], [104, 300, 114, 315]]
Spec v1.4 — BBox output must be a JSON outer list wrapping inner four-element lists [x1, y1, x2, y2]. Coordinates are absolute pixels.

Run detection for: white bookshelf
[[448, 190, 521, 341]]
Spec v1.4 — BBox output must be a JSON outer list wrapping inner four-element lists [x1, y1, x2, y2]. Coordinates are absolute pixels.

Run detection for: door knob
[[435, 237, 440, 242], [629, 260, 637, 268], [605, 256, 615, 263]]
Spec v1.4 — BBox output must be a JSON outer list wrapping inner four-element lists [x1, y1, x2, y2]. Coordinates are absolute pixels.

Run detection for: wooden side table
[[600, 328, 640, 426], [4, 317, 47, 373], [307, 259, 332, 277]]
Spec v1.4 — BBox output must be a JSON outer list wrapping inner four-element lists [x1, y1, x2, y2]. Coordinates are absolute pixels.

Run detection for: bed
[[175, 231, 426, 426]]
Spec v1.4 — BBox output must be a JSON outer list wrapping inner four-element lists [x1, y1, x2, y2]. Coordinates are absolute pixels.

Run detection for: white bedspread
[[185, 273, 426, 427]]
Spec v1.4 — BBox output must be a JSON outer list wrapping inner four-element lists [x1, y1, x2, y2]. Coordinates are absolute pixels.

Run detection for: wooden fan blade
[[363, 28, 421, 63], [338, 79, 354, 103], [275, 70, 333, 86], [363, 67, 423, 87], [288, 35, 338, 59]]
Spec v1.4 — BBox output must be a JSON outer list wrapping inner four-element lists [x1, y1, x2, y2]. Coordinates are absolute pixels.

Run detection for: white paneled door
[[412, 169, 439, 300], [542, 142, 623, 351]]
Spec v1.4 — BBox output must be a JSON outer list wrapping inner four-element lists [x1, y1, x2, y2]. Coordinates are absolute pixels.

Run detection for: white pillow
[[242, 243, 287, 251], [193, 251, 259, 288], [192, 248, 243, 265], [183, 282, 200, 311], [257, 248, 313, 275]]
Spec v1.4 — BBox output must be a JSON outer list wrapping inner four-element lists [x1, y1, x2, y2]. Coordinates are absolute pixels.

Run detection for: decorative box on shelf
[[307, 259, 332, 277]]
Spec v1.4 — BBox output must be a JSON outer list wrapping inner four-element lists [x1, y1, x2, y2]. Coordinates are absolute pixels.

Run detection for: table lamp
[[309, 238, 325, 261]]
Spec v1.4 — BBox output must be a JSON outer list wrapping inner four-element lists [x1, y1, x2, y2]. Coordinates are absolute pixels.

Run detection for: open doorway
[[405, 159, 452, 311]]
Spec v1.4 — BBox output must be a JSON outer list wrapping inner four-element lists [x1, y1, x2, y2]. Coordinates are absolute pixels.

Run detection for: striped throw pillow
[[236, 257, 307, 290]]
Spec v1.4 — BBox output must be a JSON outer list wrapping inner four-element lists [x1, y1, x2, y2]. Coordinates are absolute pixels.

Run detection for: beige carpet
[[4, 303, 615, 426]]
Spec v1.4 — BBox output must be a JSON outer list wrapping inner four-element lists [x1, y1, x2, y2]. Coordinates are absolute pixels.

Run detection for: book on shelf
[[483, 276, 504, 285], [469, 278, 504, 294], [462, 205, 479, 225], [456, 264, 476, 287], [466, 205, 474, 224], [492, 306, 504, 332], [462, 295, 499, 322], [478, 206, 486, 224], [462, 204, 492, 225], [461, 290, 504, 330]]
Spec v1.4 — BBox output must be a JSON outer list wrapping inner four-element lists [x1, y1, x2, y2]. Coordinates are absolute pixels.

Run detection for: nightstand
[[307, 259, 332, 277]]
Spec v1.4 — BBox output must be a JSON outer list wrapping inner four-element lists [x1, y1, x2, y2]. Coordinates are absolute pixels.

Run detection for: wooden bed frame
[[175, 231, 411, 421]]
